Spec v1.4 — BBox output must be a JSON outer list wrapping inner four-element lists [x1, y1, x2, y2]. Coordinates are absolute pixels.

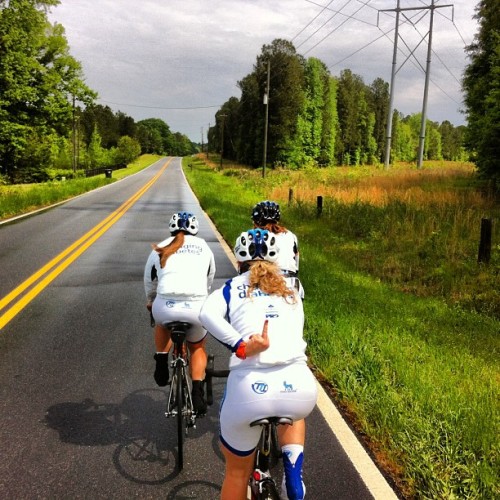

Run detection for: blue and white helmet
[[234, 229, 279, 263], [169, 211, 199, 235]]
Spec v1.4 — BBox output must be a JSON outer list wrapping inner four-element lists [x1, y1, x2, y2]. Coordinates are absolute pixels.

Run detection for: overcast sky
[[48, 0, 479, 142]]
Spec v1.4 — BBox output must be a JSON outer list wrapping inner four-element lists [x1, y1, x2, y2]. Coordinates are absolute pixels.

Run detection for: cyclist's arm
[[144, 250, 159, 305], [199, 289, 243, 351]]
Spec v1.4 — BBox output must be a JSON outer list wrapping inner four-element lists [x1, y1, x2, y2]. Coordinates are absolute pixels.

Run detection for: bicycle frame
[[163, 321, 196, 471]]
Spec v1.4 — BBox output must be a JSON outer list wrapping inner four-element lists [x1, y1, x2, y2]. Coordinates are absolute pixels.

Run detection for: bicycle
[[163, 321, 197, 471], [205, 355, 292, 499], [249, 416, 293, 499]]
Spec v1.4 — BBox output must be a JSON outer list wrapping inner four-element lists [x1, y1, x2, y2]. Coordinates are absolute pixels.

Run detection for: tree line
[[208, 39, 468, 170], [0, 0, 197, 184]]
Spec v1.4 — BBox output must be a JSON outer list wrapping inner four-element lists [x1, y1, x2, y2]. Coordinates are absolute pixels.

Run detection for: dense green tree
[[336, 69, 371, 165], [136, 118, 171, 154], [291, 57, 328, 166], [236, 72, 261, 166], [318, 76, 338, 166], [86, 125, 106, 168], [0, 0, 95, 180], [169, 131, 197, 156], [256, 39, 306, 167], [368, 77, 390, 162], [439, 120, 466, 161], [114, 135, 141, 167], [463, 0, 500, 185], [392, 111, 415, 162], [212, 97, 240, 161], [80, 104, 120, 148]]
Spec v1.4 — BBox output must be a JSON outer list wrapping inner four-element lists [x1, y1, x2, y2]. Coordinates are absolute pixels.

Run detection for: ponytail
[[153, 232, 185, 268]]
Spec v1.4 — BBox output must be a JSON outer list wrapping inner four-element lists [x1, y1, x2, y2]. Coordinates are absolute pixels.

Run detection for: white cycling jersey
[[144, 234, 216, 302], [274, 230, 299, 274], [199, 271, 307, 369]]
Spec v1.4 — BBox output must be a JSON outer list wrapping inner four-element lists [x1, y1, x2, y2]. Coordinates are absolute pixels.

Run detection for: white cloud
[[48, 0, 478, 141]]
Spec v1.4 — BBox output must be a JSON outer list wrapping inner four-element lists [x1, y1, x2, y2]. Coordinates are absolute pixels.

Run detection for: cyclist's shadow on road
[[43, 388, 222, 486]]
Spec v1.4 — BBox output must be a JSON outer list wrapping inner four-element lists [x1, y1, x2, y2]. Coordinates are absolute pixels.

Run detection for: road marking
[[0, 159, 172, 330]]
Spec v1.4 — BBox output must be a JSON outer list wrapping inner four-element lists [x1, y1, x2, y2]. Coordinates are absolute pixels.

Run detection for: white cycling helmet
[[169, 211, 199, 235], [234, 229, 279, 263]]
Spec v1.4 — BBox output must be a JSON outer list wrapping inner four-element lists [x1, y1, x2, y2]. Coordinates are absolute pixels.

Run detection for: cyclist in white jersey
[[251, 200, 303, 298], [144, 211, 216, 414], [199, 228, 317, 500]]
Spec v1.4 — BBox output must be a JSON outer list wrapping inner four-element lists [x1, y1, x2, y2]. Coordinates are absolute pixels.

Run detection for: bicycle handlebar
[[205, 354, 229, 406]]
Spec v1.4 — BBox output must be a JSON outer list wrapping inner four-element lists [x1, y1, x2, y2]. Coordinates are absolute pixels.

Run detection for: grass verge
[[0, 154, 162, 221]]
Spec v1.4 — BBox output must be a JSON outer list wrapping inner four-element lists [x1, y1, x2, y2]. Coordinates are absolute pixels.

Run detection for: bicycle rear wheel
[[175, 363, 185, 471]]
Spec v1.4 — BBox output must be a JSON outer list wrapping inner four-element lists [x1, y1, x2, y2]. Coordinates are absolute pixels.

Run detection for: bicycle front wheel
[[175, 364, 185, 471]]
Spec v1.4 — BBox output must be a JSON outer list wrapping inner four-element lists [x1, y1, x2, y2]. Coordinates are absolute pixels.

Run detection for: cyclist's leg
[[188, 337, 208, 414], [153, 324, 171, 386], [188, 336, 207, 380], [154, 323, 172, 352], [278, 419, 306, 499], [220, 444, 256, 500]]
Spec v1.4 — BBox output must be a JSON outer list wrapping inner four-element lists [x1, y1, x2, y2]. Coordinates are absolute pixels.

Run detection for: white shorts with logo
[[219, 363, 318, 455], [152, 296, 207, 344]]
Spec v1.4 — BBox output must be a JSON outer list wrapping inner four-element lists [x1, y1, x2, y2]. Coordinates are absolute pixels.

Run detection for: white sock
[[281, 444, 303, 465]]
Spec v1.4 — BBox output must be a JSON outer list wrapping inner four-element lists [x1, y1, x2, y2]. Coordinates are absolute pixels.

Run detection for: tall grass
[[183, 156, 499, 499]]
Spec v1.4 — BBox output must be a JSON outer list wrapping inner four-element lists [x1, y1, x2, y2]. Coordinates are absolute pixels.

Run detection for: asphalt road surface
[[0, 157, 399, 499]]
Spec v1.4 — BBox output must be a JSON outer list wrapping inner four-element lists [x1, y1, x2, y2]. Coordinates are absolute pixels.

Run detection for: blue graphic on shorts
[[165, 301, 175, 308], [252, 381, 268, 394], [281, 381, 297, 393]]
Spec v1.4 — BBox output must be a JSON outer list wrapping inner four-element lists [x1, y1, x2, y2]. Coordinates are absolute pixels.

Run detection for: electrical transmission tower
[[380, 0, 453, 169]]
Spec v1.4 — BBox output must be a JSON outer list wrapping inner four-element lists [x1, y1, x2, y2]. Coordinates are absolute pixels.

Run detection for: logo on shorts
[[165, 301, 175, 308], [251, 381, 268, 394], [281, 381, 297, 393]]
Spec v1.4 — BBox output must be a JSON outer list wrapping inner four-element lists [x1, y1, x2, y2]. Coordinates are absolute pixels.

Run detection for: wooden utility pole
[[219, 114, 227, 170], [262, 60, 270, 178], [72, 95, 76, 172]]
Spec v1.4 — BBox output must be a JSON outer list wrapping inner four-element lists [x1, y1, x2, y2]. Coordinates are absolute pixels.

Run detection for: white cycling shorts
[[152, 296, 207, 344], [219, 363, 318, 455]]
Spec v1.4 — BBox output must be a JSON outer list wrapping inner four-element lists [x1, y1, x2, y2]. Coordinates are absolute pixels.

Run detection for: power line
[[297, 0, 351, 51], [97, 99, 222, 110], [291, 0, 335, 42], [301, 0, 374, 55]]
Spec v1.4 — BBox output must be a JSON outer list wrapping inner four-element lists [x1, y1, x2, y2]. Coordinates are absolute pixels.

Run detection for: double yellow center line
[[0, 158, 171, 330]]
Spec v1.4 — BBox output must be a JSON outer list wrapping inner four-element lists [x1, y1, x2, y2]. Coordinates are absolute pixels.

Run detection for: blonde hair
[[247, 261, 296, 303], [153, 232, 185, 268], [255, 222, 288, 234]]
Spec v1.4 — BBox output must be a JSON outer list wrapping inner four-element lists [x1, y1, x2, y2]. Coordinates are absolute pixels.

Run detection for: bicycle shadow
[[43, 388, 218, 485]]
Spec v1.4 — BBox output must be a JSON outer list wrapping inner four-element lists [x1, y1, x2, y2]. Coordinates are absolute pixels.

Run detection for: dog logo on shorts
[[251, 381, 268, 394], [281, 381, 296, 393]]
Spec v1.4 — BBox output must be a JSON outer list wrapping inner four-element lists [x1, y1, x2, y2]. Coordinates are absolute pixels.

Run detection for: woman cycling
[[199, 228, 317, 500], [251, 200, 303, 298], [144, 211, 216, 414]]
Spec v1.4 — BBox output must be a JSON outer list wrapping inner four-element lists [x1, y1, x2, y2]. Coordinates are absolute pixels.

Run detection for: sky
[[47, 0, 479, 143]]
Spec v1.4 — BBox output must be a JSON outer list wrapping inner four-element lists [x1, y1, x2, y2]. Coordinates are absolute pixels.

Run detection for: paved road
[[0, 157, 397, 498]]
